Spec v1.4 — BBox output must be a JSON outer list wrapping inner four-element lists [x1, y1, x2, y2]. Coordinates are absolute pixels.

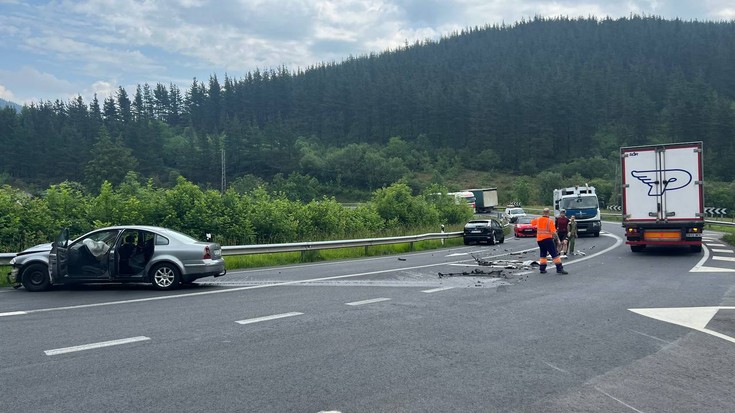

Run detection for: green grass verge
[[224, 237, 466, 270], [0, 265, 11, 288]]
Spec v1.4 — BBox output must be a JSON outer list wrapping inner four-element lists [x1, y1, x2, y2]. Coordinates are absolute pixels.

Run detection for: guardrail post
[[364, 245, 369, 255], [410, 241, 414, 251], [301, 250, 305, 262]]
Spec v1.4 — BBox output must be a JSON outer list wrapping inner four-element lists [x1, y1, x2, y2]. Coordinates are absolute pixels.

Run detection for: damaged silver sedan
[[8, 225, 226, 291]]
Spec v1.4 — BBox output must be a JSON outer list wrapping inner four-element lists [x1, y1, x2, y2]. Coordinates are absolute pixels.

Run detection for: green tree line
[[0, 179, 473, 253]]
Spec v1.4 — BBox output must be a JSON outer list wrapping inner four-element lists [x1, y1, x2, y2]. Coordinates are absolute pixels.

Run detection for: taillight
[[203, 246, 211, 259]]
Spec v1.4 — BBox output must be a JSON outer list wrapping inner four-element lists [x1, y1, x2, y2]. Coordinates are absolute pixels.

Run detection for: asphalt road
[[2, 224, 734, 412]]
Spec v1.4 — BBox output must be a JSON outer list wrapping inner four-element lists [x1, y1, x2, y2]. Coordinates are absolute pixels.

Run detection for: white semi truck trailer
[[620, 141, 704, 253]]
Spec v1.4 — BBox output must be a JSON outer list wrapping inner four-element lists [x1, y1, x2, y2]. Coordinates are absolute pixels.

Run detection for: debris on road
[[438, 268, 509, 279]]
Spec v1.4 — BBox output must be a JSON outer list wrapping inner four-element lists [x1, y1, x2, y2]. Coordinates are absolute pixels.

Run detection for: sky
[[0, 0, 733, 105]]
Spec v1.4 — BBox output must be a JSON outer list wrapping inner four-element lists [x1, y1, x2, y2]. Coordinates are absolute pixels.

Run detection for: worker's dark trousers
[[538, 238, 563, 272]]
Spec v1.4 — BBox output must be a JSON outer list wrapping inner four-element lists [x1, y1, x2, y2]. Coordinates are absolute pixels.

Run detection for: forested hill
[[1, 16, 734, 195]]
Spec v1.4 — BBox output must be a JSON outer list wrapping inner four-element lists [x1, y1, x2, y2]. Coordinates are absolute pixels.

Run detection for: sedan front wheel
[[21, 263, 51, 292], [150, 263, 181, 290]]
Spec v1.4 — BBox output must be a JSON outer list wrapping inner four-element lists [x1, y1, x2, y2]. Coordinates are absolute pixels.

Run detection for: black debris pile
[[470, 253, 538, 269], [438, 268, 509, 279]]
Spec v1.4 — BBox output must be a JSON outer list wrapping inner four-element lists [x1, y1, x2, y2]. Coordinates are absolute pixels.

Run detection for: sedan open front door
[[48, 228, 70, 284]]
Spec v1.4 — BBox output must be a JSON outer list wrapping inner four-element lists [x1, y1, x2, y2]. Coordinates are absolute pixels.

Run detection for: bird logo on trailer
[[631, 169, 692, 196]]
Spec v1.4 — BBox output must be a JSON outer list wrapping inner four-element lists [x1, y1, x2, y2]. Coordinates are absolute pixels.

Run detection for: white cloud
[[0, 0, 731, 104], [0, 84, 15, 101]]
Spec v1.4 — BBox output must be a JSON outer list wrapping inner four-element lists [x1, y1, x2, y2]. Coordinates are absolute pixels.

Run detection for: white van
[[504, 206, 526, 223]]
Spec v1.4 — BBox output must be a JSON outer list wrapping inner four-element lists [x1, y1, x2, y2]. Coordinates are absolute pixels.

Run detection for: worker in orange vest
[[530, 208, 568, 274]]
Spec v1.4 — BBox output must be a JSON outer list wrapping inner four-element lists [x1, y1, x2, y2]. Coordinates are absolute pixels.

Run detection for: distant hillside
[[1, 16, 735, 196], [0, 98, 22, 112]]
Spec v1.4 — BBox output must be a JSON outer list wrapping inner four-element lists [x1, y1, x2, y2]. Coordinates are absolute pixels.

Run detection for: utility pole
[[221, 148, 226, 194]]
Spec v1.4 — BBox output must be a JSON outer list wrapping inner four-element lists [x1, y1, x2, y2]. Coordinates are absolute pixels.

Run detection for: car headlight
[[9, 257, 16, 265]]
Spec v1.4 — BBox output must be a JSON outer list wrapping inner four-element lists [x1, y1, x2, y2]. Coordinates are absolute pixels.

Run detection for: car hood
[[16, 242, 53, 256]]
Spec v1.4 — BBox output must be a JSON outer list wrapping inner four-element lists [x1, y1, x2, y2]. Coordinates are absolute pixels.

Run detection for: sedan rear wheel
[[151, 263, 181, 290], [21, 263, 51, 292], [489, 233, 496, 245]]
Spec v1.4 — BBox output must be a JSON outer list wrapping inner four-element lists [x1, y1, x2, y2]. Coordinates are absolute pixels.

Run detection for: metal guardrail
[[2, 219, 732, 266], [0, 231, 464, 266]]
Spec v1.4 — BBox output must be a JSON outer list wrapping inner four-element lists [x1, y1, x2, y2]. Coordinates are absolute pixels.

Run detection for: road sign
[[705, 207, 728, 215]]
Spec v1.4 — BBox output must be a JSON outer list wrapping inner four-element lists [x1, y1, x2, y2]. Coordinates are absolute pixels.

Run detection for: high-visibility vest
[[532, 216, 556, 241]]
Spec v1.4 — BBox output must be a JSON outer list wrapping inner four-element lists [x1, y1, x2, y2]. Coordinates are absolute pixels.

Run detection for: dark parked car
[[514, 216, 537, 238], [7, 225, 226, 291], [463, 219, 505, 245]]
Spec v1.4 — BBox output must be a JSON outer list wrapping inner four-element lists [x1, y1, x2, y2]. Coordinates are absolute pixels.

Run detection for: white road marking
[[446, 253, 468, 257], [706, 243, 726, 247], [595, 388, 645, 413], [629, 306, 735, 344], [346, 298, 391, 306], [690, 243, 712, 272], [44, 336, 150, 356], [542, 361, 569, 374], [629, 329, 671, 344], [713, 256, 735, 262], [422, 286, 454, 293], [691, 266, 735, 273], [235, 312, 303, 325], [0, 311, 28, 317], [711, 249, 734, 253], [0, 261, 473, 316]]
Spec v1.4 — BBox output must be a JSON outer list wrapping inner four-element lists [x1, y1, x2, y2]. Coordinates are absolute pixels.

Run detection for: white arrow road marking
[[629, 306, 735, 344], [45, 336, 150, 356]]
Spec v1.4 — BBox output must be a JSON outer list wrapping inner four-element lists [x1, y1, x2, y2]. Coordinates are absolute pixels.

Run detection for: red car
[[514, 216, 537, 238]]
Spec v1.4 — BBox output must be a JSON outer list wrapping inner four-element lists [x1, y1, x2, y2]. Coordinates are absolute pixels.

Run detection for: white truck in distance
[[621, 141, 704, 253], [466, 188, 499, 213], [553, 185, 601, 237]]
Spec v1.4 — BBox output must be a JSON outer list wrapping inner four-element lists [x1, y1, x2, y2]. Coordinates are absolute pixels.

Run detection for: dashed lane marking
[[235, 312, 303, 325], [595, 388, 645, 413], [45, 336, 150, 356], [0, 261, 483, 317], [346, 298, 391, 306], [0, 311, 28, 317], [422, 286, 454, 293], [713, 256, 735, 263], [707, 243, 726, 247], [711, 249, 734, 253]]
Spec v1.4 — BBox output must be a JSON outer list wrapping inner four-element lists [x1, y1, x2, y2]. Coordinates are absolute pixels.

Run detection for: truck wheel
[[21, 263, 51, 292], [593, 232, 600, 237], [690, 245, 702, 253], [630, 245, 645, 252], [463, 238, 470, 246]]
